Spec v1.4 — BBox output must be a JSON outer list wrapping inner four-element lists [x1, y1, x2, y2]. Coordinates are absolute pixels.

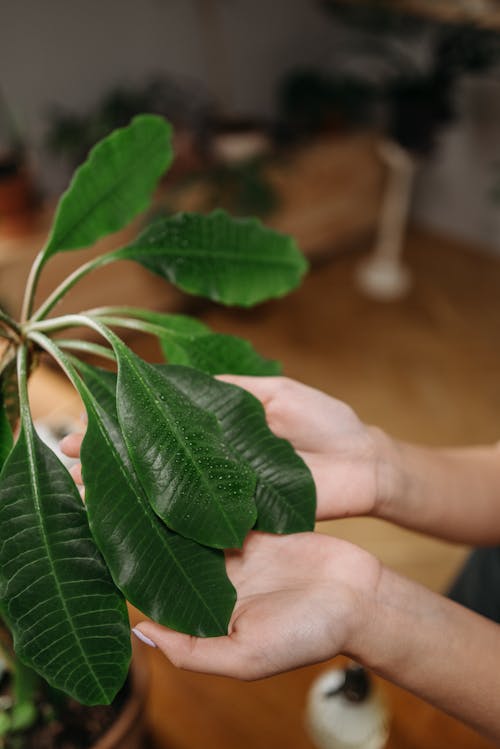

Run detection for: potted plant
[[0, 114, 315, 747]]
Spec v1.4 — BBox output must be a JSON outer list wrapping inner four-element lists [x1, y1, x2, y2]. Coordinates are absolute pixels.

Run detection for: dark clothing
[[448, 547, 500, 624]]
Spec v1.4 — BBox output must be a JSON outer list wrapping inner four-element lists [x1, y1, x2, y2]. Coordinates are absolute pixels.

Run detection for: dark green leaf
[[112, 339, 257, 549], [44, 115, 173, 257], [0, 390, 13, 473], [157, 366, 316, 534], [111, 307, 280, 375], [160, 331, 281, 376], [1, 359, 19, 434], [74, 360, 236, 636], [115, 210, 308, 307], [0, 424, 131, 705]]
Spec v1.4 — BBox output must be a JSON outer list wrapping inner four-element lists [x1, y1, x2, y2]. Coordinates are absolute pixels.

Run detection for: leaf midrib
[[119, 352, 242, 546], [84, 393, 228, 631], [23, 426, 107, 703], [48, 127, 168, 254], [122, 245, 302, 270]]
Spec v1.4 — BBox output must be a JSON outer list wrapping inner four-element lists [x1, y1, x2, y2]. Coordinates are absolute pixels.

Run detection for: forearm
[[372, 429, 500, 544], [348, 564, 500, 741]]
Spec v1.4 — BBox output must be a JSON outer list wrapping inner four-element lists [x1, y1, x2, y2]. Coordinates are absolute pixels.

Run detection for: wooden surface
[[29, 226, 500, 748], [0, 133, 382, 328], [155, 133, 385, 260]]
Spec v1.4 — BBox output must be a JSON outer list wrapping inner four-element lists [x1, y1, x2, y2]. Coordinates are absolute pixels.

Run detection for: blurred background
[[1, 1, 500, 747]]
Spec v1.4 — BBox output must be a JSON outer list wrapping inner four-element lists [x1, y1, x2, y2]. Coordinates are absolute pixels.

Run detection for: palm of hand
[[219, 376, 379, 520], [137, 531, 380, 680]]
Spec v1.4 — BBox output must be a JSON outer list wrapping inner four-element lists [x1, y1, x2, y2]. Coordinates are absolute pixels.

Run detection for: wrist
[[320, 536, 384, 661], [366, 426, 405, 520]]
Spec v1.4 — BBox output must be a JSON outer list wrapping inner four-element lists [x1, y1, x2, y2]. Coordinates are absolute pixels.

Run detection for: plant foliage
[[0, 115, 315, 706]]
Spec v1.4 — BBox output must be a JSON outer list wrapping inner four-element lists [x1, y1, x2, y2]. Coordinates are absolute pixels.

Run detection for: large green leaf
[[157, 366, 316, 534], [44, 115, 172, 258], [0, 390, 13, 473], [160, 331, 281, 376], [100, 308, 280, 375], [74, 359, 236, 636], [111, 338, 257, 549], [115, 210, 308, 307], [0, 423, 130, 705]]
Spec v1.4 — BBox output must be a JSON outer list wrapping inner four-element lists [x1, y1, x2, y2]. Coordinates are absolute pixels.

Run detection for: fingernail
[[132, 627, 157, 648]]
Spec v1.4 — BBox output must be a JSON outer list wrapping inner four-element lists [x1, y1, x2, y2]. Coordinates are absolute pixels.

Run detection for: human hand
[[59, 432, 85, 491], [60, 375, 395, 521], [133, 530, 380, 680], [217, 376, 394, 521]]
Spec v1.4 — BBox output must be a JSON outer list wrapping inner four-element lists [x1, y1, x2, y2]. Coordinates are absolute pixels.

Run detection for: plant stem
[[0, 345, 15, 378], [28, 333, 81, 393], [89, 314, 166, 338], [56, 339, 116, 362], [30, 250, 121, 323], [27, 313, 115, 346], [84, 305, 149, 318], [0, 328, 15, 344], [16, 345, 32, 430], [20, 250, 47, 323], [0, 309, 21, 338]]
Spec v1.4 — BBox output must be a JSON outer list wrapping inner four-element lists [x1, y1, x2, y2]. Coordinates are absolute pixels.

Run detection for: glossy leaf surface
[[160, 331, 280, 375], [0, 424, 130, 705], [44, 115, 172, 257], [157, 366, 316, 533], [75, 360, 236, 636], [116, 210, 308, 307], [108, 307, 280, 375], [112, 339, 257, 548]]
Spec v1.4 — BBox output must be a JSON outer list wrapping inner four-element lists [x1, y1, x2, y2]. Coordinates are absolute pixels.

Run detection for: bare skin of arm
[[60, 375, 500, 741], [137, 533, 500, 742], [215, 376, 500, 545]]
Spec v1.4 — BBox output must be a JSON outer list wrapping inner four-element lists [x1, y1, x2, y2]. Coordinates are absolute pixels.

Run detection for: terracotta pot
[[0, 168, 36, 215], [93, 643, 149, 749]]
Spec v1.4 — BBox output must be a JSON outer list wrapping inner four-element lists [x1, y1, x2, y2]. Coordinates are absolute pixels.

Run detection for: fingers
[[69, 463, 82, 485], [59, 433, 83, 458], [215, 375, 286, 408], [132, 622, 256, 680]]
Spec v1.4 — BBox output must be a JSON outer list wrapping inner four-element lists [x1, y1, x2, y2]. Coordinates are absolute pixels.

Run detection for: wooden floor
[[30, 226, 500, 748]]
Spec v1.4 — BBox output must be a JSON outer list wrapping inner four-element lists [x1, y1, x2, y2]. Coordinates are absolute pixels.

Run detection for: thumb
[[132, 622, 253, 679]]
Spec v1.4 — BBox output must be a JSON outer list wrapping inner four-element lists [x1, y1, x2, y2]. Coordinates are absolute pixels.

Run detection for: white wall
[[2, 0, 500, 252], [412, 75, 500, 252], [0, 1, 338, 145]]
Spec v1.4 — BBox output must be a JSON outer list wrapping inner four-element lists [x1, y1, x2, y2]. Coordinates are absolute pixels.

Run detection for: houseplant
[[0, 114, 315, 743]]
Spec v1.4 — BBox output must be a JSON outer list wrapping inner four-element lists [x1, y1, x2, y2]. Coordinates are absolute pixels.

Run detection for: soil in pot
[[4, 680, 130, 749]]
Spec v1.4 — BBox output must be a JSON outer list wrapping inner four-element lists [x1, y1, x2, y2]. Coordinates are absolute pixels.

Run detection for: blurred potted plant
[[0, 115, 315, 747], [0, 89, 38, 235], [45, 76, 212, 179], [294, 1, 500, 297]]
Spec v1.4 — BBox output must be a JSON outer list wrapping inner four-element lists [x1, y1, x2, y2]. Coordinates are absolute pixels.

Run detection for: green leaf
[[101, 307, 281, 375], [112, 338, 257, 549], [74, 360, 236, 636], [0, 424, 131, 705], [157, 366, 316, 534], [0, 390, 13, 473], [10, 660, 39, 733], [1, 360, 19, 434], [115, 210, 308, 307], [160, 331, 281, 376], [44, 115, 173, 258]]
